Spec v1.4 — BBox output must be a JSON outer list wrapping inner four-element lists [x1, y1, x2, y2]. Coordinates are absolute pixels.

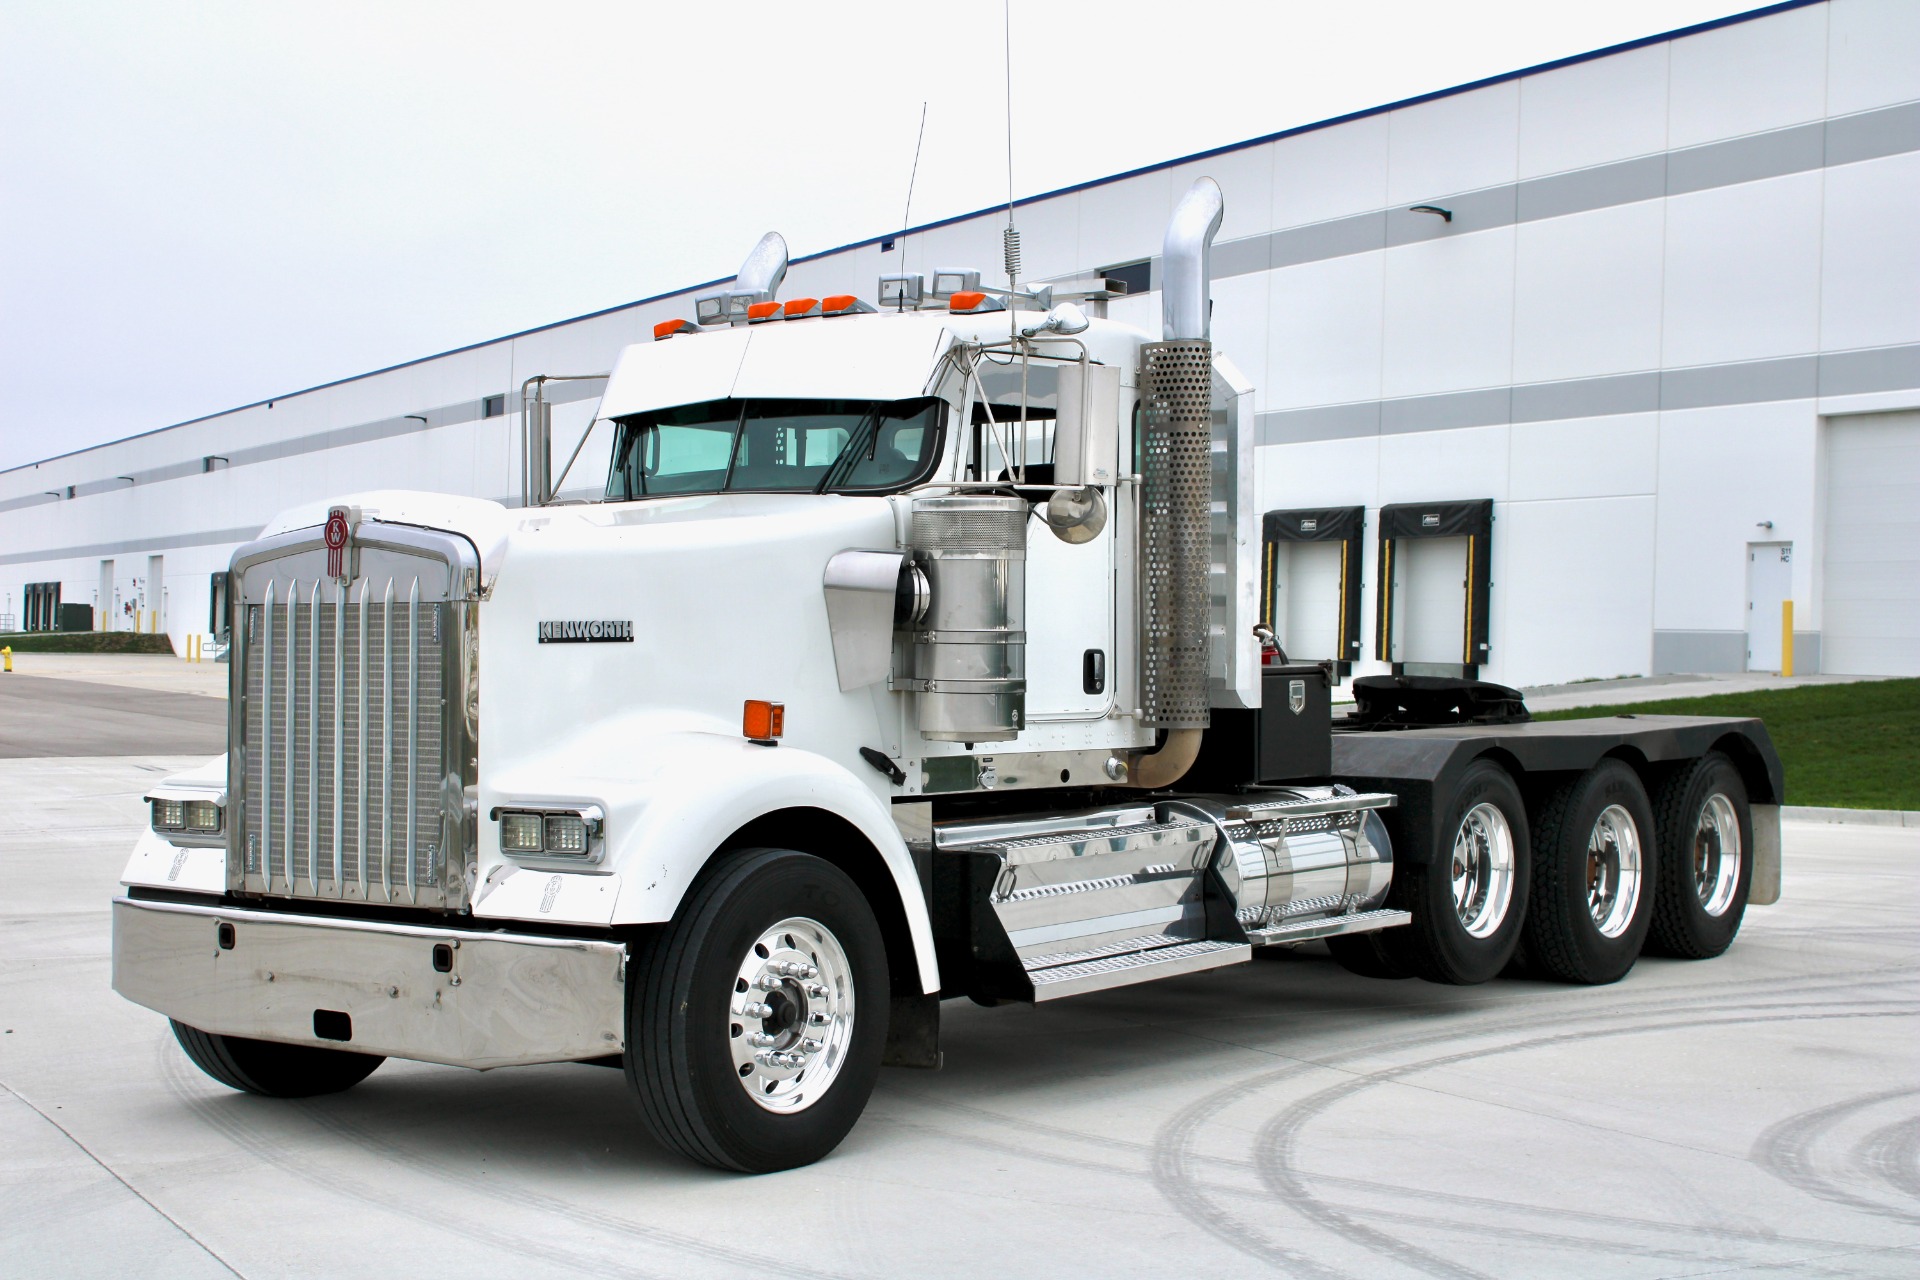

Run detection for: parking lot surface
[[3, 749, 1917, 1279]]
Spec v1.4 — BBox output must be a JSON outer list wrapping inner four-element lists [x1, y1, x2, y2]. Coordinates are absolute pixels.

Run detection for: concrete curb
[[1782, 805, 1920, 828]]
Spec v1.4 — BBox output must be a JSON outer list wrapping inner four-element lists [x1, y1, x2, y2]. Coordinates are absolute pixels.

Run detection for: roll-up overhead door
[[1823, 412, 1920, 676], [1262, 506, 1364, 676], [1376, 499, 1493, 678]]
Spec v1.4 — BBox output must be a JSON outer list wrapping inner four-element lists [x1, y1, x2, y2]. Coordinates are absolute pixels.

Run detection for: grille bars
[[406, 576, 420, 904], [240, 559, 455, 909], [259, 581, 273, 889], [332, 579, 344, 888]]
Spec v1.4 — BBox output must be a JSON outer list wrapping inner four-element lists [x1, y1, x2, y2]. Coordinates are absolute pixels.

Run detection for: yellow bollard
[[1781, 600, 1794, 677], [2, 646, 11, 673]]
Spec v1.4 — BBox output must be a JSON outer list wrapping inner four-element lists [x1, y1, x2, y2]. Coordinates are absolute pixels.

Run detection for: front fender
[[478, 727, 937, 993]]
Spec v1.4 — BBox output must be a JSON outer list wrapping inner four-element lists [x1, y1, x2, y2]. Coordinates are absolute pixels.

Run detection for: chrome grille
[[231, 537, 471, 911]]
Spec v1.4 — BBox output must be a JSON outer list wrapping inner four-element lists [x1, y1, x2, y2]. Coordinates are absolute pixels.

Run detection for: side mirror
[[1020, 301, 1090, 338]]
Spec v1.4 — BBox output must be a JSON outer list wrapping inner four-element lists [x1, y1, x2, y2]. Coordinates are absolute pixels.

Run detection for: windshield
[[604, 396, 943, 500]]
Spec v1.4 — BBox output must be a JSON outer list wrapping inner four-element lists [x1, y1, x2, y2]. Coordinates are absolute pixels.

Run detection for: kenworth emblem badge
[[1289, 679, 1306, 715], [323, 505, 361, 584], [539, 620, 635, 643]]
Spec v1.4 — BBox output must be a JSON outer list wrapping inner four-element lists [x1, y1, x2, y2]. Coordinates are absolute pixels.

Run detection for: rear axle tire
[[625, 847, 888, 1173], [1383, 759, 1531, 985], [171, 1021, 384, 1097], [1523, 759, 1657, 985], [1647, 752, 1752, 959]]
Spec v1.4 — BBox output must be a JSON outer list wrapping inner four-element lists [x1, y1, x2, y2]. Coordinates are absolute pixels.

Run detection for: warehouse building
[[2, 0, 1916, 686]]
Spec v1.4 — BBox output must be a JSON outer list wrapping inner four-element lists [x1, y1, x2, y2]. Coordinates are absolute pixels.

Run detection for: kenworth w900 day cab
[[114, 180, 1783, 1173]]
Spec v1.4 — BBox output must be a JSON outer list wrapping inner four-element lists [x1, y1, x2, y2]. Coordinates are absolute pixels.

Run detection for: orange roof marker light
[[745, 301, 782, 323], [743, 699, 785, 745], [821, 294, 878, 317], [947, 291, 1004, 314], [653, 318, 699, 340], [782, 297, 821, 319]]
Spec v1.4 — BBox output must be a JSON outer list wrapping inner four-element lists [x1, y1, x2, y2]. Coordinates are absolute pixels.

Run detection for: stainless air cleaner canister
[[909, 494, 1028, 741]]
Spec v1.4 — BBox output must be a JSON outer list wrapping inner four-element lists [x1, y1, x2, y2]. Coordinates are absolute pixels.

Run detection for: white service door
[[1823, 413, 1920, 676], [1391, 536, 1468, 665], [1274, 541, 1343, 663], [1746, 542, 1791, 672]]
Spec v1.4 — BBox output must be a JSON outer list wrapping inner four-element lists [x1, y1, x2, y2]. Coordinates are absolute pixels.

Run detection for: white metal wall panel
[[1819, 151, 1920, 351], [1822, 412, 1920, 674], [1517, 42, 1671, 178]]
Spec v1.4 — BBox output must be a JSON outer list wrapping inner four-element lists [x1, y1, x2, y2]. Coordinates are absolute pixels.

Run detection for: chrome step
[[1244, 907, 1411, 947], [1026, 938, 1250, 1001]]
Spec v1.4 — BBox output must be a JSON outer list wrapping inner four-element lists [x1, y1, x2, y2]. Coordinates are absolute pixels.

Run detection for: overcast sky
[[0, 0, 1759, 472]]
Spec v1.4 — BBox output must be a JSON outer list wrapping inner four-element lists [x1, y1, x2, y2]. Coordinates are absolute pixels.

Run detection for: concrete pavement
[[0, 677, 226, 758], [3, 752, 1916, 1279]]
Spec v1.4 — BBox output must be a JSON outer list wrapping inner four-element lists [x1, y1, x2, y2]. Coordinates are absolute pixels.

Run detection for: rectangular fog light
[[500, 812, 544, 853], [543, 815, 589, 856]]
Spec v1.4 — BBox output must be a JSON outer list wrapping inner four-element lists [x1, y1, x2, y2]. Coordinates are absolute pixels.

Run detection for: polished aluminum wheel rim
[[728, 916, 854, 1114], [1451, 802, 1515, 939], [1693, 793, 1742, 917], [1586, 804, 1643, 938]]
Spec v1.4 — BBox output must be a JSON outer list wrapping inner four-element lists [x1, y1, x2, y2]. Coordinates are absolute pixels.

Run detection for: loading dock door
[[1262, 506, 1364, 675], [1823, 412, 1920, 676], [1375, 499, 1493, 677]]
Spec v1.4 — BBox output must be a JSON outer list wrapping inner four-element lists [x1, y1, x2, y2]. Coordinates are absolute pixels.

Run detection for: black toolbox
[[1185, 662, 1332, 789]]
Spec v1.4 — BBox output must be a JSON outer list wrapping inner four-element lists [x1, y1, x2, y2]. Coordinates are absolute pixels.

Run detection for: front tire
[[626, 847, 888, 1173], [1384, 759, 1531, 985], [1523, 760, 1657, 984], [170, 1022, 383, 1097], [1647, 753, 1752, 959]]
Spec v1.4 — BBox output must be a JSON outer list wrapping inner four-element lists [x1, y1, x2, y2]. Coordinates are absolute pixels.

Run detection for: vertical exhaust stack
[[1128, 178, 1223, 789], [734, 232, 789, 299]]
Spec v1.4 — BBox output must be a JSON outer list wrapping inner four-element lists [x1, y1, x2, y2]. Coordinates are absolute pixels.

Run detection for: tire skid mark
[[1146, 1001, 1911, 1272], [157, 1038, 838, 1280], [1250, 1010, 1919, 1274], [1858, 1116, 1920, 1203], [1753, 1087, 1920, 1227], [879, 1112, 1776, 1265]]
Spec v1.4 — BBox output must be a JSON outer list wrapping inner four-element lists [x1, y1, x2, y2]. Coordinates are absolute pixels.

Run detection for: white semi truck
[[114, 180, 1782, 1172]]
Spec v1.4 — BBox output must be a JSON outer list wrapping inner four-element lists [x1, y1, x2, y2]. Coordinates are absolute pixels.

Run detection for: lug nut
[[741, 1001, 773, 1019], [755, 973, 783, 991], [808, 1011, 828, 1026], [748, 1032, 777, 1048], [805, 982, 828, 999], [801, 1038, 824, 1055]]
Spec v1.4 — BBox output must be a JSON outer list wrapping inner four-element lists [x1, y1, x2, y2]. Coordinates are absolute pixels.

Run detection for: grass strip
[[0, 631, 175, 654], [1535, 679, 1919, 811]]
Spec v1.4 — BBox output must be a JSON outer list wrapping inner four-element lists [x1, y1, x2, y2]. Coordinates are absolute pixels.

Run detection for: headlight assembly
[[491, 805, 604, 865]]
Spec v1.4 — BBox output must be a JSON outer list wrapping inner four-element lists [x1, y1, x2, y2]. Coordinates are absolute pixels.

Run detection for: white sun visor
[[595, 316, 954, 421]]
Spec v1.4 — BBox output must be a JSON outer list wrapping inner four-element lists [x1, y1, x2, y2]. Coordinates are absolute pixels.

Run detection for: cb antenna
[[900, 100, 927, 287], [1002, 0, 1020, 334]]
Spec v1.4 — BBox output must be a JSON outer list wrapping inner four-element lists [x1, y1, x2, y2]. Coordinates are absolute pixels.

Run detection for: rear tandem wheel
[[1378, 759, 1531, 985]]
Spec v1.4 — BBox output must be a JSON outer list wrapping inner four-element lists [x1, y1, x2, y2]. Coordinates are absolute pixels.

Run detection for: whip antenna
[[1002, 0, 1020, 332], [901, 101, 927, 276]]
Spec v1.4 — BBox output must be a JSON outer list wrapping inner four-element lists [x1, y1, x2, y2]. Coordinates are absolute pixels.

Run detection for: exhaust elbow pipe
[[1161, 177, 1223, 342], [1125, 177, 1224, 791]]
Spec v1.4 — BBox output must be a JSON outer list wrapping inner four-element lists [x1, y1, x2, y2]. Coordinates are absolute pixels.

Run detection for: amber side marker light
[[653, 318, 698, 340], [743, 699, 785, 745]]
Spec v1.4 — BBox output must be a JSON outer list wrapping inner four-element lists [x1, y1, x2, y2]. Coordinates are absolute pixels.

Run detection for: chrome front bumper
[[112, 897, 626, 1070]]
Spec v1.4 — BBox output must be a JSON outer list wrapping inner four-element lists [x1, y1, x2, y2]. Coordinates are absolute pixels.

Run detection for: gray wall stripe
[[0, 379, 605, 517], [1210, 97, 1920, 286], [1256, 342, 1920, 444]]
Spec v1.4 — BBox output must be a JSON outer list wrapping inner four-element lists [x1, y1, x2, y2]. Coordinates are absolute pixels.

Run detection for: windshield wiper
[[815, 407, 886, 493]]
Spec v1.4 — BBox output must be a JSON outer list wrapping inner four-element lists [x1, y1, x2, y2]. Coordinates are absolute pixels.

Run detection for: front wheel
[[1383, 759, 1531, 985], [625, 848, 888, 1173], [171, 1022, 384, 1097]]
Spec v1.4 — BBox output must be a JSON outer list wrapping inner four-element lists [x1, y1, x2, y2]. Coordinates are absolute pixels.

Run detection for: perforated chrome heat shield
[[1139, 339, 1214, 729]]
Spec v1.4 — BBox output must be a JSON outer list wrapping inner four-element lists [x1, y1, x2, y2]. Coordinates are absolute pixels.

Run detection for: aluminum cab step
[[1025, 938, 1251, 1001], [1243, 907, 1411, 947]]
